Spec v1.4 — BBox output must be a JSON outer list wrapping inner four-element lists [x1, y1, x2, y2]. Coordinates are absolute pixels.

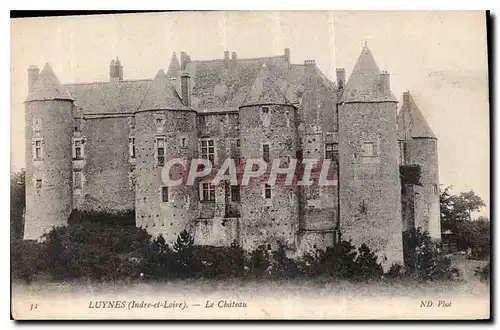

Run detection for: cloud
[[427, 69, 488, 92]]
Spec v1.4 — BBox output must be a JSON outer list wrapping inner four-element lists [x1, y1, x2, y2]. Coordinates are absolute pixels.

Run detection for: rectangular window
[[262, 144, 270, 163], [156, 137, 165, 166], [231, 185, 240, 202], [264, 184, 272, 199], [200, 138, 215, 165], [35, 179, 42, 193], [325, 143, 339, 161], [181, 137, 187, 148], [129, 137, 136, 158], [201, 182, 215, 201], [34, 140, 43, 160], [262, 106, 269, 114], [75, 141, 82, 159], [73, 171, 82, 189], [72, 138, 84, 160], [161, 187, 169, 202], [362, 142, 375, 157]]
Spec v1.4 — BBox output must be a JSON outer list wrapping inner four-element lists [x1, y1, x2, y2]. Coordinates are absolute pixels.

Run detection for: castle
[[24, 45, 441, 265]]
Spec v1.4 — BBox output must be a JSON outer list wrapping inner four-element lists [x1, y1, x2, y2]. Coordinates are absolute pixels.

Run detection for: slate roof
[[166, 52, 181, 78], [240, 64, 291, 107], [26, 63, 74, 102], [342, 45, 397, 103], [65, 79, 152, 113], [138, 69, 189, 111], [58, 51, 334, 114], [397, 91, 437, 139]]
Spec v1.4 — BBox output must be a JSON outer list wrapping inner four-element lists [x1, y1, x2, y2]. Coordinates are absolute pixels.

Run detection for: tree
[[440, 186, 486, 230], [172, 230, 201, 278], [440, 187, 489, 255], [10, 169, 26, 240]]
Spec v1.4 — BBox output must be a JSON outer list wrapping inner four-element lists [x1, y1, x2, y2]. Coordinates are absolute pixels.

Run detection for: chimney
[[231, 52, 237, 60], [379, 70, 390, 93], [109, 57, 123, 81], [224, 51, 230, 69], [181, 72, 191, 107], [403, 91, 410, 104], [109, 59, 116, 80], [284, 48, 290, 64], [28, 65, 40, 92], [115, 57, 123, 80], [181, 51, 190, 70], [336, 68, 346, 90]]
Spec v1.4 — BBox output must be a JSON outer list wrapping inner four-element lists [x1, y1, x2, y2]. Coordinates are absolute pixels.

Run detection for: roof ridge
[[64, 78, 153, 86]]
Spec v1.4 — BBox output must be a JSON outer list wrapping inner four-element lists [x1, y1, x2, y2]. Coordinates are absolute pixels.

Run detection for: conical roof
[[397, 91, 437, 139], [166, 52, 181, 78], [240, 64, 290, 107], [26, 63, 74, 102], [138, 69, 189, 111], [343, 44, 396, 103]]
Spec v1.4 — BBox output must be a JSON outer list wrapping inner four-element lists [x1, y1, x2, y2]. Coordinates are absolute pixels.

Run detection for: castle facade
[[24, 45, 441, 265]]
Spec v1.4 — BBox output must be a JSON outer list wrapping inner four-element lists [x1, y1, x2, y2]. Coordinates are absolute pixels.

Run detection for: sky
[[10, 11, 490, 216]]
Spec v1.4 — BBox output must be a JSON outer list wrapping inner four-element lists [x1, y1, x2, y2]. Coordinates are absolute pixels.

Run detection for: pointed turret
[[398, 92, 436, 139], [240, 64, 290, 107], [26, 63, 73, 102], [343, 44, 396, 103], [138, 69, 189, 111], [166, 52, 181, 78]]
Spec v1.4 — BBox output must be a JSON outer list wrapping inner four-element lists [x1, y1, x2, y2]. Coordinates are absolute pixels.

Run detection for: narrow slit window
[[161, 187, 169, 202], [264, 184, 272, 199], [262, 144, 270, 163]]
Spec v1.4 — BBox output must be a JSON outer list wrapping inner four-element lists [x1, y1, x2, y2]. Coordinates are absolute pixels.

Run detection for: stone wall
[[406, 137, 441, 240], [80, 116, 135, 212], [24, 100, 74, 240], [239, 104, 299, 250], [338, 101, 403, 267], [134, 109, 198, 243]]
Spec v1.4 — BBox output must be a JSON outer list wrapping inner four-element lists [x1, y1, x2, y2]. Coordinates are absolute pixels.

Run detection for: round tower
[[238, 65, 299, 251], [24, 63, 74, 240], [398, 91, 440, 241], [338, 45, 403, 267], [134, 70, 198, 243]]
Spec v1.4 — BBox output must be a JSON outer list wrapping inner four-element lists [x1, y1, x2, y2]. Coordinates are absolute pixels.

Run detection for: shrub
[[11, 239, 48, 283], [384, 263, 405, 280], [145, 234, 177, 279], [247, 245, 271, 278], [474, 262, 490, 282], [297, 241, 382, 281], [270, 242, 301, 279], [354, 244, 383, 281], [172, 230, 202, 278], [410, 228, 460, 281], [41, 213, 152, 281], [195, 241, 245, 279]]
